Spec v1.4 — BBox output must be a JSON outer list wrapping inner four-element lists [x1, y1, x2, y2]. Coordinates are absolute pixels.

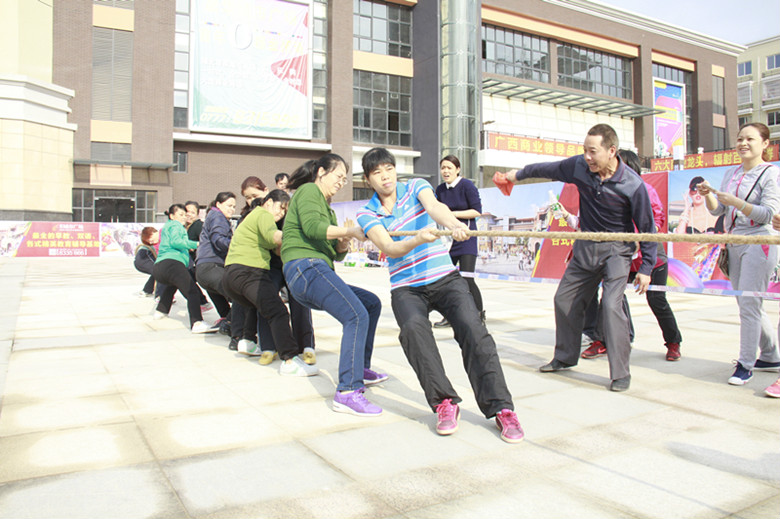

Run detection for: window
[[91, 142, 131, 161], [353, 0, 411, 58], [738, 116, 750, 127], [92, 28, 133, 121], [737, 61, 752, 76], [712, 76, 725, 115], [713, 127, 726, 151], [763, 77, 780, 101], [481, 24, 550, 83], [312, 0, 328, 139], [768, 53, 780, 70], [72, 188, 156, 223], [653, 63, 693, 154], [769, 112, 780, 126], [737, 84, 752, 105], [93, 0, 134, 8], [173, 151, 188, 173], [557, 43, 632, 99], [173, 0, 190, 128], [353, 70, 411, 146]]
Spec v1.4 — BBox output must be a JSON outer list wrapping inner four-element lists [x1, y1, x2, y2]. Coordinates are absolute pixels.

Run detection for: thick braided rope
[[387, 229, 780, 246]]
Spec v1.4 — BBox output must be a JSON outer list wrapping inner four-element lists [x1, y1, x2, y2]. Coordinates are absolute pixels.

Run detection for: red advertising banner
[[650, 144, 780, 172], [14, 222, 101, 257], [486, 132, 581, 158]]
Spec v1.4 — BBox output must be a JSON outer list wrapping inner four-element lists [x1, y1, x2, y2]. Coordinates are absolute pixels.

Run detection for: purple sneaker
[[435, 399, 459, 435], [333, 388, 382, 417], [495, 409, 524, 443], [363, 368, 389, 386]]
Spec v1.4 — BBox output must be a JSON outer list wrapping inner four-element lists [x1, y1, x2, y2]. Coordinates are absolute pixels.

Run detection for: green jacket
[[156, 219, 198, 266], [225, 207, 278, 270], [281, 182, 346, 269]]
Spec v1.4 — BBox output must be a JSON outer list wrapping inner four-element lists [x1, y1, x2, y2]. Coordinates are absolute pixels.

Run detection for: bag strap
[[727, 164, 771, 233]]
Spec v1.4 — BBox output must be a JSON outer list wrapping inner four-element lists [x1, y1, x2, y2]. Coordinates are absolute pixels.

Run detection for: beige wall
[[0, 0, 53, 83]]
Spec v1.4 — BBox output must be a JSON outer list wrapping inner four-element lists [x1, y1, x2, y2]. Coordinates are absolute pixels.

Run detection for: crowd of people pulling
[[132, 122, 780, 445]]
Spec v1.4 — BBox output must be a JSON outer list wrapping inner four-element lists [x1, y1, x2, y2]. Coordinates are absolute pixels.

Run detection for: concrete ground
[[0, 257, 778, 519]]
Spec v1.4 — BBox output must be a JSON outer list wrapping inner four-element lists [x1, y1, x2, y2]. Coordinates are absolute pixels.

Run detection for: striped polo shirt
[[357, 178, 456, 290]]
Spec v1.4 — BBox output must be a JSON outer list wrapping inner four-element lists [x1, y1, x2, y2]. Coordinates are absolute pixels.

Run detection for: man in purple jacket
[[498, 124, 656, 392]]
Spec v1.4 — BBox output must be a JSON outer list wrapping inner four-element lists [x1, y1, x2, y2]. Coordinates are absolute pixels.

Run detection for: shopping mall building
[[0, 0, 744, 222]]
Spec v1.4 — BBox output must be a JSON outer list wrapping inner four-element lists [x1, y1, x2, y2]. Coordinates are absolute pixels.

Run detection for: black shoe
[[610, 375, 631, 392], [433, 317, 451, 328], [539, 359, 574, 372], [218, 319, 232, 336], [228, 337, 239, 351]]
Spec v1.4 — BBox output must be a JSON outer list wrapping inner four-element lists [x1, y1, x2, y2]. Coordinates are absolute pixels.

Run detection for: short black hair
[[362, 147, 396, 178], [275, 172, 289, 183]]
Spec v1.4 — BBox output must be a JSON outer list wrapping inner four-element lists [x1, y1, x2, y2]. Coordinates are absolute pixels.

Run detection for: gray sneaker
[[279, 356, 318, 377]]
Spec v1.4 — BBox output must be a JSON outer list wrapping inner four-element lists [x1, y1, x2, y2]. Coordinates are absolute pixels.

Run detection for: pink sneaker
[[495, 409, 524, 443], [435, 399, 459, 435], [764, 378, 780, 398]]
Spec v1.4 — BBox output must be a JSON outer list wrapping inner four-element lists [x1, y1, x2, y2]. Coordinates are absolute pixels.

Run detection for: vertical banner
[[653, 79, 685, 159], [190, 0, 312, 138]]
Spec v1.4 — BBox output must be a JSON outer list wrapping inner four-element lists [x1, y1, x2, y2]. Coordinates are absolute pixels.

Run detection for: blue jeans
[[284, 258, 380, 391]]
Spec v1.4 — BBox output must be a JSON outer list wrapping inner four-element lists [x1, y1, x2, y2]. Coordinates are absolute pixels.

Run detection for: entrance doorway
[[95, 198, 135, 222]]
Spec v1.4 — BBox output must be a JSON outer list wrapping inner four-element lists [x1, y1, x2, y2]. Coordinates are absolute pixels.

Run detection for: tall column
[[440, 0, 480, 184]]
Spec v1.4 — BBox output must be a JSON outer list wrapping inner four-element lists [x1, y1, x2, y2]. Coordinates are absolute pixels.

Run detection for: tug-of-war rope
[[386, 229, 780, 300]]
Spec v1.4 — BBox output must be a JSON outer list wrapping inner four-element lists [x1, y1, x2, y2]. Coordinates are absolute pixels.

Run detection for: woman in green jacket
[[153, 204, 216, 334]]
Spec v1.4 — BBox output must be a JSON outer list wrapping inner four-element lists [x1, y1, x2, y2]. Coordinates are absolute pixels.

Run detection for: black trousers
[[450, 253, 483, 312], [390, 272, 513, 418], [153, 259, 203, 327], [195, 262, 231, 318], [257, 266, 314, 353], [222, 263, 298, 360]]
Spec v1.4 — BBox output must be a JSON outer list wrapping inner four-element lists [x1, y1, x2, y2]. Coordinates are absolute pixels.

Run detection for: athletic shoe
[[258, 350, 278, 365], [279, 356, 318, 377], [435, 399, 459, 435], [237, 339, 261, 356], [539, 359, 574, 372], [581, 333, 594, 346], [363, 368, 389, 386], [433, 317, 450, 328], [495, 409, 524, 443], [138, 291, 153, 298], [764, 378, 780, 398], [153, 310, 167, 320], [728, 362, 753, 385], [610, 375, 631, 392], [753, 359, 780, 372], [665, 343, 681, 361], [301, 347, 316, 365], [332, 388, 382, 417], [218, 319, 232, 336], [201, 302, 213, 313], [581, 340, 607, 359], [191, 321, 217, 334], [228, 337, 239, 351]]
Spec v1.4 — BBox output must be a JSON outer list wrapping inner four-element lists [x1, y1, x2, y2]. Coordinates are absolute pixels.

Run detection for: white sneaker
[[301, 347, 316, 365], [201, 302, 213, 313], [279, 356, 319, 377], [191, 321, 217, 334], [237, 339, 261, 356], [138, 291, 153, 298], [153, 311, 167, 320]]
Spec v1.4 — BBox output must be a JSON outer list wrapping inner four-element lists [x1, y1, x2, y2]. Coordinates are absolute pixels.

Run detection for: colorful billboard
[[653, 79, 685, 159], [190, 0, 312, 138]]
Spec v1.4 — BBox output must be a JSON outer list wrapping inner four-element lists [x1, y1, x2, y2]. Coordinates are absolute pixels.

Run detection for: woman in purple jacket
[[434, 155, 484, 327], [195, 192, 236, 321]]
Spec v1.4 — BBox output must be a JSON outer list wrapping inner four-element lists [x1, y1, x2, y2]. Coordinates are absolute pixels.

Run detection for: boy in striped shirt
[[356, 147, 523, 443]]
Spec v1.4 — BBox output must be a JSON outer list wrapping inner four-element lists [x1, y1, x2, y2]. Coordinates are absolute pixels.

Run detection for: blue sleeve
[[357, 209, 381, 234], [209, 217, 232, 257], [517, 156, 580, 184], [464, 179, 482, 213]]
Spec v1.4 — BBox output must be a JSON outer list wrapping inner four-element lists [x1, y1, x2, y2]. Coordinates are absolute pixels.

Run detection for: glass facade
[[72, 189, 157, 223], [558, 43, 632, 99], [353, 0, 412, 58], [481, 24, 550, 83], [353, 70, 412, 146]]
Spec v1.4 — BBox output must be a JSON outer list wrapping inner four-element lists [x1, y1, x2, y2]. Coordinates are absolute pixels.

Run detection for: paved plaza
[[0, 257, 778, 519]]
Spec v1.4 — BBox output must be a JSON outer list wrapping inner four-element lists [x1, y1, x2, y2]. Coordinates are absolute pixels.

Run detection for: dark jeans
[[628, 263, 682, 344], [195, 262, 231, 318], [451, 253, 483, 312], [153, 259, 203, 327], [284, 258, 380, 391], [390, 271, 513, 418], [222, 263, 298, 361]]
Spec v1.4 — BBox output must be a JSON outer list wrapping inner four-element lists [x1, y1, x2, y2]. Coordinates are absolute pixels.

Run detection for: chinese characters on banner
[[14, 222, 101, 257], [486, 132, 581, 158], [651, 145, 780, 172]]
